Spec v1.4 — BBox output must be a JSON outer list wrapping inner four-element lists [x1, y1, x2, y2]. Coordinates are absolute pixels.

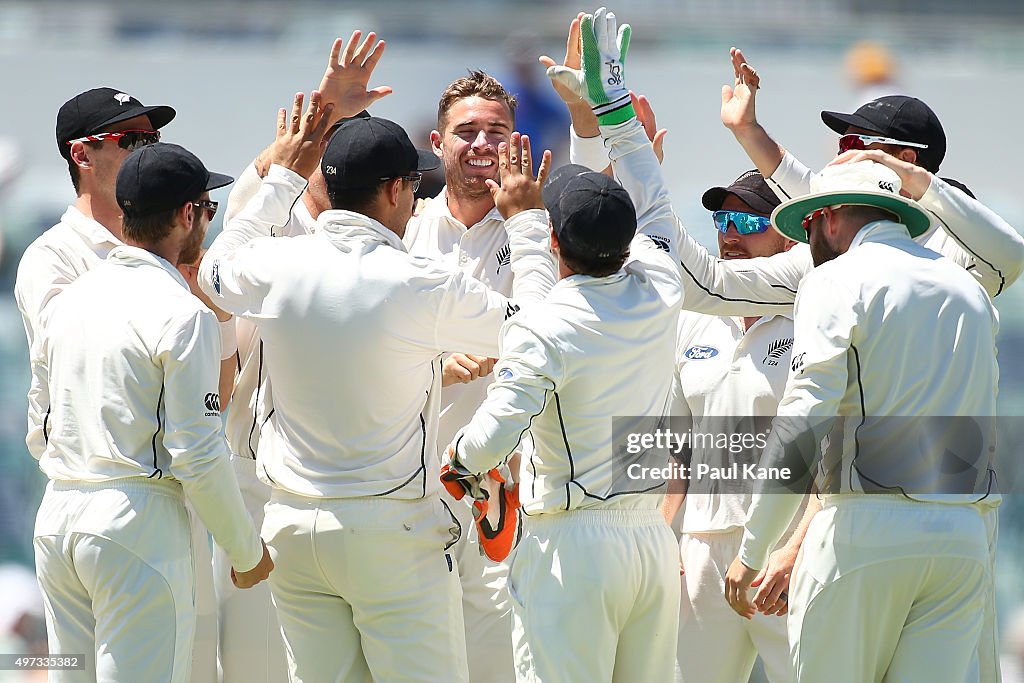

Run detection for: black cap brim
[[820, 110, 881, 136], [701, 186, 777, 216], [93, 104, 177, 134], [416, 149, 440, 172], [206, 171, 234, 192]]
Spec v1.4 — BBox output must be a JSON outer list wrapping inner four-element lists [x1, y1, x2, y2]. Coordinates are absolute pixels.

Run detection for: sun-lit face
[[716, 194, 789, 260], [432, 96, 513, 200]]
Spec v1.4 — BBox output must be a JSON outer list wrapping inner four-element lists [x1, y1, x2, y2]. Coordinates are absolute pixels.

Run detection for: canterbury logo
[[878, 181, 895, 193], [204, 393, 221, 413], [649, 235, 671, 252], [605, 61, 623, 85], [496, 244, 511, 273], [763, 337, 794, 366], [505, 302, 521, 320]]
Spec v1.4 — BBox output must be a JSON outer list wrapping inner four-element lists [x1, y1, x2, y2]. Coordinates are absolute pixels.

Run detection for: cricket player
[[662, 170, 819, 683], [199, 87, 555, 681], [403, 69, 543, 683], [14, 89, 230, 681], [724, 159, 997, 682], [30, 142, 272, 682], [211, 34, 387, 683], [447, 10, 681, 681]]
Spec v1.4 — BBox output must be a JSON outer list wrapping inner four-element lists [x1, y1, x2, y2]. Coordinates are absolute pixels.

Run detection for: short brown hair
[[122, 204, 200, 245], [437, 70, 517, 131]]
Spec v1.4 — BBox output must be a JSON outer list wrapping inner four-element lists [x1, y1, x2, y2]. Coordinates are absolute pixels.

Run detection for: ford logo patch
[[684, 345, 719, 360]]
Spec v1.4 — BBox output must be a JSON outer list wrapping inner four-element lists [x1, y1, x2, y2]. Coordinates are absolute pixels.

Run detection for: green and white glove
[[547, 7, 635, 126]]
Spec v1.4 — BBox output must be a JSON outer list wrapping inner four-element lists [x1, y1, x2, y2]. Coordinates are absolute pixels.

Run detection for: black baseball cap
[[545, 167, 636, 261], [56, 87, 176, 161], [321, 116, 438, 193], [821, 95, 946, 173], [701, 169, 780, 216], [116, 143, 233, 218]]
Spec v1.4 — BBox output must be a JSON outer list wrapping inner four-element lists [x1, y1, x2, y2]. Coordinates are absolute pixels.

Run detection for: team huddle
[[14, 6, 1023, 683]]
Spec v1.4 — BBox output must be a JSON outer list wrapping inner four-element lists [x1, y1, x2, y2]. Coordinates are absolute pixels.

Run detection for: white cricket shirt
[[15, 206, 123, 458], [454, 119, 682, 515], [32, 245, 263, 571], [738, 220, 1000, 569], [674, 312, 794, 533], [199, 165, 555, 500], [404, 189, 554, 452]]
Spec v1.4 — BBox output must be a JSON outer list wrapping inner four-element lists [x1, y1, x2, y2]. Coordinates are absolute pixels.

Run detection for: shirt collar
[[62, 205, 122, 249], [425, 187, 505, 229], [107, 245, 190, 289], [848, 219, 912, 251], [316, 209, 408, 252]]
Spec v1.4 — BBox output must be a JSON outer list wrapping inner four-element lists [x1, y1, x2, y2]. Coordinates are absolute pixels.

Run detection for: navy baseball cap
[[821, 95, 946, 173], [116, 143, 233, 218], [701, 169, 781, 216], [321, 116, 438, 193], [544, 167, 636, 261], [56, 87, 175, 161]]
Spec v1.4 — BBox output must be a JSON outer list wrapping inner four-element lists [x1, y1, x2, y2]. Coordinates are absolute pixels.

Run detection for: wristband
[[219, 318, 237, 360]]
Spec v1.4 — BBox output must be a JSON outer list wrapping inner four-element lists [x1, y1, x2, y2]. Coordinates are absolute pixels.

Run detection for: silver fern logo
[[762, 337, 794, 366], [495, 243, 511, 273]]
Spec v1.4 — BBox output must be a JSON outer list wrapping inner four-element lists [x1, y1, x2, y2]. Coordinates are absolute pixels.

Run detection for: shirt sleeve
[[917, 176, 1024, 297], [600, 118, 681, 297], [738, 269, 857, 569], [160, 308, 263, 572], [504, 208, 558, 305], [199, 165, 308, 317], [568, 127, 611, 171], [453, 317, 562, 474], [678, 228, 810, 316], [26, 334, 50, 460], [766, 151, 815, 203]]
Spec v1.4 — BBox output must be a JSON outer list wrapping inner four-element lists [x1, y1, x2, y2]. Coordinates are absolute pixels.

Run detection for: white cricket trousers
[[676, 529, 791, 683], [185, 498, 217, 683], [212, 456, 287, 683], [445, 488, 515, 683], [33, 478, 196, 682], [969, 504, 1001, 683], [789, 496, 989, 682], [508, 509, 679, 683], [262, 490, 469, 683]]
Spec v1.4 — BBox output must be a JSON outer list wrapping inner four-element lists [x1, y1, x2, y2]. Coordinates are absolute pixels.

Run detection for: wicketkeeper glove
[[440, 454, 522, 562], [546, 6, 634, 126]]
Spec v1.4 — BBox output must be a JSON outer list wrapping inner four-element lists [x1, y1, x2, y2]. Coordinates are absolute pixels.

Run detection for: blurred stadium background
[[0, 0, 1023, 679]]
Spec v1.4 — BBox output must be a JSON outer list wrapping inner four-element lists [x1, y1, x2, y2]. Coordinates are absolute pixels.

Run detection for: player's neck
[[743, 316, 761, 332], [445, 188, 495, 229], [75, 192, 125, 242]]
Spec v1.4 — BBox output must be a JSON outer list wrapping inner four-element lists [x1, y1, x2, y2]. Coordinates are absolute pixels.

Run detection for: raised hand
[[827, 149, 933, 200], [268, 91, 335, 179], [485, 133, 552, 220], [721, 47, 761, 134], [317, 32, 393, 121], [546, 7, 635, 126], [539, 12, 586, 107]]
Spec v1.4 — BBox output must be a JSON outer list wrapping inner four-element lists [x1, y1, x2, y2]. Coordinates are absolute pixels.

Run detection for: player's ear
[[69, 142, 93, 171], [387, 178, 403, 208], [430, 130, 443, 158], [897, 148, 918, 165]]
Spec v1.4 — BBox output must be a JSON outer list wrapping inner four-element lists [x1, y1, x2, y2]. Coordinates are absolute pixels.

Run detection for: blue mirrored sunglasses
[[712, 210, 772, 235]]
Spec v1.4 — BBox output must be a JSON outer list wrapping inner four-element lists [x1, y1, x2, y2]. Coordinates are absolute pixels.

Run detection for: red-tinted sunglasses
[[67, 129, 161, 151], [838, 133, 928, 155]]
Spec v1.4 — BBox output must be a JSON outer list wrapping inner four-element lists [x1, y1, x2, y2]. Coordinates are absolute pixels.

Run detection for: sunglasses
[[838, 133, 928, 155], [67, 129, 161, 151], [712, 210, 772, 235], [191, 199, 218, 221], [380, 172, 423, 193]]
